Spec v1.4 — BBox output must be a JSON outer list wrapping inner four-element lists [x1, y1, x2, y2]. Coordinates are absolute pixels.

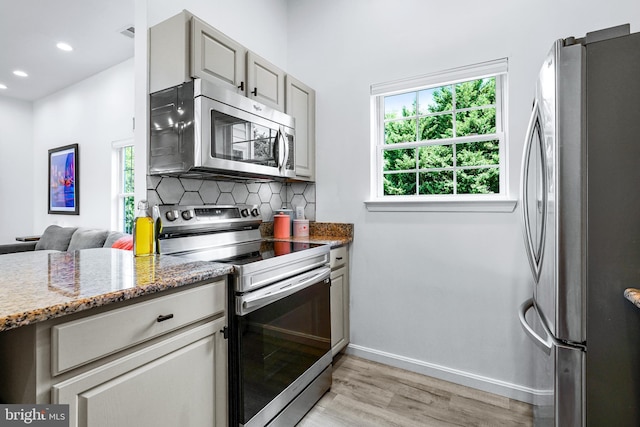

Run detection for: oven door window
[[211, 110, 279, 167], [238, 280, 330, 424]]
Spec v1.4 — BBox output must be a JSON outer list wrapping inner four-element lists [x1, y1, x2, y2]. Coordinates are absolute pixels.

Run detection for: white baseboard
[[344, 344, 551, 405]]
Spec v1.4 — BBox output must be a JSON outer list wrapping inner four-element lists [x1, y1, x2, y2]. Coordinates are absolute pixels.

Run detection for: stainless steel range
[[154, 204, 332, 426]]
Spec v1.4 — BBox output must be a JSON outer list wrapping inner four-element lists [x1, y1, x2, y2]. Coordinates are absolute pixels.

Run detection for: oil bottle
[[133, 200, 154, 256]]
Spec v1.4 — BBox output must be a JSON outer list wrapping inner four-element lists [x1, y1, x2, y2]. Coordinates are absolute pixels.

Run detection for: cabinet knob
[[251, 87, 258, 96], [238, 81, 244, 91]]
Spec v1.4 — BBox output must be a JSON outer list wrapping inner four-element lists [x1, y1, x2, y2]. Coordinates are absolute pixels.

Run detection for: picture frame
[[48, 143, 79, 215]]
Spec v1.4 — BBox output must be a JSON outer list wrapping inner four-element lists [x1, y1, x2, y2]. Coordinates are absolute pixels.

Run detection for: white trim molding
[[371, 58, 508, 96], [345, 343, 551, 405], [364, 198, 517, 212]]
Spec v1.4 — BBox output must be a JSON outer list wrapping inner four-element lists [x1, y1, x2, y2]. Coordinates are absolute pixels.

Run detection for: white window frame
[[111, 139, 134, 233], [366, 59, 517, 212]]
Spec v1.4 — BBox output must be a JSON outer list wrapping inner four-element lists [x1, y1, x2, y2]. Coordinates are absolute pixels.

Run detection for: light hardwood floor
[[298, 354, 533, 427]]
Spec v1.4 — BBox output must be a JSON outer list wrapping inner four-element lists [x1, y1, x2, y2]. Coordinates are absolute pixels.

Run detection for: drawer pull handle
[[336, 257, 343, 261], [156, 314, 174, 322]]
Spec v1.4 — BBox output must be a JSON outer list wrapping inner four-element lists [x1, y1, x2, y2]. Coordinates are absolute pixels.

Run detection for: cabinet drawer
[[330, 246, 347, 269], [52, 280, 225, 375]]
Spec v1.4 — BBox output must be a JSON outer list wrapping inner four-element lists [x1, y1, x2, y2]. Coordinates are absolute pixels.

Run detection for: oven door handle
[[239, 267, 331, 315]]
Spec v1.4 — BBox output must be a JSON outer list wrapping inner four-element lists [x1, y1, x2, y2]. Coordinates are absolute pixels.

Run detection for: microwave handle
[[282, 128, 290, 172], [276, 128, 285, 171]]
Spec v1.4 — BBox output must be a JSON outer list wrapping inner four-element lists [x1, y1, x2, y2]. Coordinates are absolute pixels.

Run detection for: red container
[[273, 214, 291, 238]]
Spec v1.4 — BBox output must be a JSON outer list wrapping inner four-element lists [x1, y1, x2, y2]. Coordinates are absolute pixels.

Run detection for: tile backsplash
[[147, 176, 316, 221]]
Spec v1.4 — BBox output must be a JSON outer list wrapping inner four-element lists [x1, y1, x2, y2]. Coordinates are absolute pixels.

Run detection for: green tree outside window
[[382, 78, 500, 196]]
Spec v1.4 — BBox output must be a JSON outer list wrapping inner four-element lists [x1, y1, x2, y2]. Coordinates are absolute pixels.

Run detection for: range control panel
[[154, 204, 262, 236]]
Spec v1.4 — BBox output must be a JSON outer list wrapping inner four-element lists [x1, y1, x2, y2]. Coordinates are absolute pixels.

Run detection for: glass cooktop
[[176, 240, 326, 266]]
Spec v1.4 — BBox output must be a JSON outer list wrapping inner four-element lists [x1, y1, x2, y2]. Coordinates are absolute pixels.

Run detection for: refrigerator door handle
[[520, 298, 587, 354], [519, 99, 547, 283], [519, 298, 553, 355]]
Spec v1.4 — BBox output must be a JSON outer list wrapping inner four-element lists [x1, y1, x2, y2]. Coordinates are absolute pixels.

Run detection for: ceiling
[[0, 0, 134, 101]]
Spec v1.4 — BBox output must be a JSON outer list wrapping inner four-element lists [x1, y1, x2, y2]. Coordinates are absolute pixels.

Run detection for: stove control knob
[[181, 210, 194, 221], [240, 208, 250, 217], [165, 210, 179, 222], [250, 207, 260, 217]]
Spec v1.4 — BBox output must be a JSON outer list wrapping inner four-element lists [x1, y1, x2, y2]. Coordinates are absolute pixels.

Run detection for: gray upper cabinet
[[191, 17, 246, 95], [285, 75, 316, 181], [247, 51, 285, 111], [149, 10, 247, 95], [149, 10, 192, 93]]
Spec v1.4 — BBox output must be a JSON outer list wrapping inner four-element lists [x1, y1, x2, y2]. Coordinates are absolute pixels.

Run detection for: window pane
[[419, 114, 453, 140], [455, 78, 495, 109], [124, 146, 134, 171], [418, 86, 452, 114], [384, 92, 416, 119], [124, 195, 135, 234], [123, 146, 135, 193], [457, 167, 500, 194], [385, 119, 417, 144], [455, 108, 496, 136], [124, 166, 135, 193], [418, 145, 453, 169], [419, 171, 453, 195], [456, 140, 499, 167], [384, 173, 416, 195], [383, 148, 416, 171]]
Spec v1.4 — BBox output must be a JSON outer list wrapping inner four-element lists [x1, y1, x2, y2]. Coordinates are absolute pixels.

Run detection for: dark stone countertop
[[260, 222, 354, 248], [0, 248, 232, 332]]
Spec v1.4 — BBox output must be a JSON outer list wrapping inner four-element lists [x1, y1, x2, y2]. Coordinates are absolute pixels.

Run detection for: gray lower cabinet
[[0, 279, 227, 427], [53, 319, 226, 427], [330, 246, 350, 356]]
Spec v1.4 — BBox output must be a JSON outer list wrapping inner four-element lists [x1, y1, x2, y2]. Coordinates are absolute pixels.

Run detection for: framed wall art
[[48, 143, 79, 215]]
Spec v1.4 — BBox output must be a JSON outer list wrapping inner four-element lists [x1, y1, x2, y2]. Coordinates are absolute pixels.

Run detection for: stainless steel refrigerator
[[518, 24, 640, 426]]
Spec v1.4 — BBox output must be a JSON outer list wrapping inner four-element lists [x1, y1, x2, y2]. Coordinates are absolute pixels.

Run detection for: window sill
[[364, 198, 518, 212]]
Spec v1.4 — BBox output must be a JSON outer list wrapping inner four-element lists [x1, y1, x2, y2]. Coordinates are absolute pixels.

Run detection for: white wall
[[0, 97, 34, 244], [32, 58, 134, 232], [286, 0, 640, 401]]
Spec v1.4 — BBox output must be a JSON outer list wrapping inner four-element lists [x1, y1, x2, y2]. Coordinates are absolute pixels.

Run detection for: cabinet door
[[246, 51, 285, 111], [285, 75, 316, 181], [53, 319, 227, 427], [330, 265, 348, 356], [192, 17, 246, 94], [149, 10, 191, 93]]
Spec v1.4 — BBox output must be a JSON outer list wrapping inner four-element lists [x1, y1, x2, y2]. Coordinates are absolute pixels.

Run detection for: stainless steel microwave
[[149, 79, 295, 180]]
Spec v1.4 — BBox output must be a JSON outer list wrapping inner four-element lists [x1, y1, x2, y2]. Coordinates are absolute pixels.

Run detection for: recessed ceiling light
[[0, 84, 7, 90], [57, 42, 73, 52], [13, 70, 28, 77]]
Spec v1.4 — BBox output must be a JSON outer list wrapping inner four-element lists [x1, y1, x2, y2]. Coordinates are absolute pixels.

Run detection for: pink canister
[[293, 219, 309, 237]]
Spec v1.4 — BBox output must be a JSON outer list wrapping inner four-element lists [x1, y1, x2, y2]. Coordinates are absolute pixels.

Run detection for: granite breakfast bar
[[0, 247, 233, 332]]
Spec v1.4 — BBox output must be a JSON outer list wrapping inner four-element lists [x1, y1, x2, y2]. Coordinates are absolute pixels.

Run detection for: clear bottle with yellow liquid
[[133, 200, 154, 256]]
